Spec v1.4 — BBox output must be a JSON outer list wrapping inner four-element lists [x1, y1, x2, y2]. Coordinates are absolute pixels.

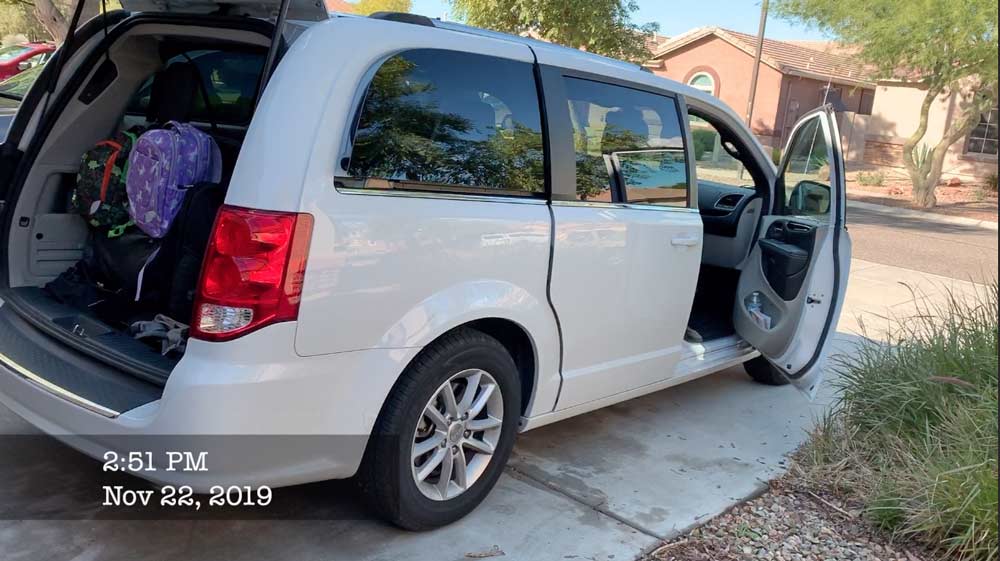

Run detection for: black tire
[[743, 355, 790, 386], [358, 328, 521, 530]]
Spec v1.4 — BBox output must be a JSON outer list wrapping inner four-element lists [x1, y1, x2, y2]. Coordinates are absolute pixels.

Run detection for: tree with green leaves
[[773, 0, 998, 208], [0, 0, 101, 44], [0, 3, 48, 42], [449, 0, 658, 64], [350, 0, 411, 16]]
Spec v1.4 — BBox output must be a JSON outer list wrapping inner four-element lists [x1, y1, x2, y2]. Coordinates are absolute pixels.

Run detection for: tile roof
[[325, 0, 354, 13], [783, 39, 861, 57], [645, 33, 672, 52], [652, 26, 874, 87]]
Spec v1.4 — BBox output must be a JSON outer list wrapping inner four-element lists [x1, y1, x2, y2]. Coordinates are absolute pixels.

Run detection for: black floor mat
[[4, 287, 176, 384], [687, 300, 735, 341], [686, 265, 739, 342]]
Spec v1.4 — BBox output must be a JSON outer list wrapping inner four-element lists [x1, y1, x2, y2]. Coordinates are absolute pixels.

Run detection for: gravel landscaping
[[646, 476, 939, 561], [846, 179, 998, 223]]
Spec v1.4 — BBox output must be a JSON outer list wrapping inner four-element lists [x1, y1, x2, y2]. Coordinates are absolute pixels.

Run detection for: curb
[[847, 200, 998, 232]]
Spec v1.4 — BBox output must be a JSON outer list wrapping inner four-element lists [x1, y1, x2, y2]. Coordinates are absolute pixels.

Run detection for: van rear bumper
[[0, 314, 414, 491]]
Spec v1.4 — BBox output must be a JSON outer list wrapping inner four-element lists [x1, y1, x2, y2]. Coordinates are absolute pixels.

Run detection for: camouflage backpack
[[71, 129, 139, 237]]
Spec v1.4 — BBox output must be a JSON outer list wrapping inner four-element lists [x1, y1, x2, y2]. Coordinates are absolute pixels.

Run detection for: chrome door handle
[[671, 235, 700, 247]]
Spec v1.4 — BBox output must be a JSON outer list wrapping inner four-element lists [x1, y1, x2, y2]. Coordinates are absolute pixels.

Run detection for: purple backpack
[[126, 121, 222, 238]]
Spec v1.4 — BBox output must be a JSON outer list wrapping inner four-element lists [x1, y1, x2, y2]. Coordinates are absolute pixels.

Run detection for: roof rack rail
[[369, 12, 436, 27]]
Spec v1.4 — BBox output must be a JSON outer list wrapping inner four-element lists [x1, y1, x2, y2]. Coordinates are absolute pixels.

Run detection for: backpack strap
[[95, 139, 123, 204], [106, 219, 134, 239], [133, 245, 162, 301], [102, 130, 140, 239], [130, 314, 189, 355]]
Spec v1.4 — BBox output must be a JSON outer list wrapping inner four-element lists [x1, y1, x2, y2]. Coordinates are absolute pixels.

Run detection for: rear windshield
[[0, 64, 44, 100], [126, 49, 265, 126], [0, 45, 32, 62]]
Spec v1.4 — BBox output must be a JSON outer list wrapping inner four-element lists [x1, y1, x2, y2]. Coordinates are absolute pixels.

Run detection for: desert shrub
[[692, 128, 716, 160], [985, 173, 998, 193], [799, 283, 999, 561], [856, 170, 886, 187]]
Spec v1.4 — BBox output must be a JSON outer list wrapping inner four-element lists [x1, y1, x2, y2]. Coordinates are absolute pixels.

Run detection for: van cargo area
[[0, 16, 276, 389]]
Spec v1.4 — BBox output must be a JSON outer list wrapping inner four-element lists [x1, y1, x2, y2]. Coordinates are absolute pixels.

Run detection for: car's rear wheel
[[743, 355, 790, 386], [359, 328, 520, 530]]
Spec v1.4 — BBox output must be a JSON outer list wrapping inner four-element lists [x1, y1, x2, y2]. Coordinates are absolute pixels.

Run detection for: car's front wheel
[[359, 328, 521, 530]]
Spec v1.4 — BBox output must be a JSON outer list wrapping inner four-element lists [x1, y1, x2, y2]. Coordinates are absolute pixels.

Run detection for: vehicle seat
[[146, 62, 201, 124]]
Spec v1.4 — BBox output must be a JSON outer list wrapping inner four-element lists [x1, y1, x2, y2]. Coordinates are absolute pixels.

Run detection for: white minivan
[[0, 4, 850, 529]]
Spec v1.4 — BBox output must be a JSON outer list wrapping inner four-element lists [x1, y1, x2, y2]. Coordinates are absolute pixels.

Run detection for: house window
[[965, 106, 998, 156], [688, 73, 715, 96], [858, 89, 874, 116]]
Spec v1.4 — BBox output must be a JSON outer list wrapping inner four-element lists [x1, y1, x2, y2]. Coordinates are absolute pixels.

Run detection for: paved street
[[1, 207, 995, 561], [848, 206, 998, 283]]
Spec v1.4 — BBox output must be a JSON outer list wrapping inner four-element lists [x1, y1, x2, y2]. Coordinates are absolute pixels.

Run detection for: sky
[[408, 0, 831, 41]]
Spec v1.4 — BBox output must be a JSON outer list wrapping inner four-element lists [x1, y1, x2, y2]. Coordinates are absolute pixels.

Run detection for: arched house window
[[688, 72, 716, 96]]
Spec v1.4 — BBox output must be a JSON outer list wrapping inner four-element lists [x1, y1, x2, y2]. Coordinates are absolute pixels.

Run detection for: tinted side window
[[564, 77, 688, 206], [344, 50, 545, 195], [127, 50, 265, 125]]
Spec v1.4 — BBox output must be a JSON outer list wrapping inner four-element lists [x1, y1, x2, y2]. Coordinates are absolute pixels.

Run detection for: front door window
[[779, 115, 832, 217]]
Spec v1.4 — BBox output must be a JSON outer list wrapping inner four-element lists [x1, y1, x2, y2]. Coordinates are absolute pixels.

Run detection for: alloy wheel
[[410, 368, 504, 501]]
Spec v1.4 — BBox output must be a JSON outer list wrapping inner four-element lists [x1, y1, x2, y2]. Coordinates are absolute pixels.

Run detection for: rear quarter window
[[341, 49, 546, 197]]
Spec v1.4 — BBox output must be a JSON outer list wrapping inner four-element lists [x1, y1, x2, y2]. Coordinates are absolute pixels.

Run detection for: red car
[[0, 42, 55, 82]]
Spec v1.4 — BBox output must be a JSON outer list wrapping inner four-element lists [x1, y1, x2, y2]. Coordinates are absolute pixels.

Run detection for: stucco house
[[646, 27, 875, 152], [863, 80, 998, 181]]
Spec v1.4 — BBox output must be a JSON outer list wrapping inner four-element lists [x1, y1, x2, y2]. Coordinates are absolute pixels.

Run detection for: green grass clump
[[799, 282, 999, 561]]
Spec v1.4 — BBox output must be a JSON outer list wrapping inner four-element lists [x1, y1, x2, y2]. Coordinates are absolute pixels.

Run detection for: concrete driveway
[[0, 258, 986, 561], [1, 358, 837, 561]]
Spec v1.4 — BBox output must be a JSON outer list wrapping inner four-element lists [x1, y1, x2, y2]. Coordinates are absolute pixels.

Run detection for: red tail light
[[191, 205, 314, 342]]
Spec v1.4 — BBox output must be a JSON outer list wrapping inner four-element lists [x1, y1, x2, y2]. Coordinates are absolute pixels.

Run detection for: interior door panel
[[733, 215, 829, 357], [697, 181, 762, 269], [759, 219, 816, 300], [697, 180, 756, 238], [731, 106, 851, 398]]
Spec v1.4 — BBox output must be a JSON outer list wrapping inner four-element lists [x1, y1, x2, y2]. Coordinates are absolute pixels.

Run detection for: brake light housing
[[191, 205, 314, 342]]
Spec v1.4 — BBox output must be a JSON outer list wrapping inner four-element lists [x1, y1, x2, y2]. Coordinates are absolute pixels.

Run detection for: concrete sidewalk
[[0, 260, 982, 561], [839, 258, 986, 340]]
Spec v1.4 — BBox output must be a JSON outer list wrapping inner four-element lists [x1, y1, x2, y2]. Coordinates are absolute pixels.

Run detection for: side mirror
[[17, 61, 32, 71], [787, 180, 830, 215]]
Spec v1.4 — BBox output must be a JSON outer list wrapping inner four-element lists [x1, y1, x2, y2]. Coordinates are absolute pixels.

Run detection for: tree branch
[[901, 85, 940, 173]]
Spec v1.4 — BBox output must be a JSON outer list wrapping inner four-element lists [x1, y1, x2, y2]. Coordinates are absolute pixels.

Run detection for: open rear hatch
[[0, 0, 313, 403], [119, 0, 328, 21]]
